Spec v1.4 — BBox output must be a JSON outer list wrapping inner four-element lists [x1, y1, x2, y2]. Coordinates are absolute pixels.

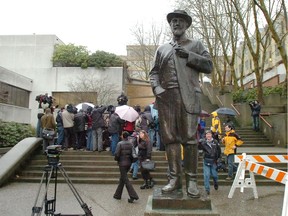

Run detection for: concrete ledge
[[0, 137, 42, 187], [0, 147, 12, 155]]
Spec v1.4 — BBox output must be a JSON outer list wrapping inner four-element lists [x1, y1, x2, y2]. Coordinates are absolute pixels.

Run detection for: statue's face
[[170, 17, 188, 37]]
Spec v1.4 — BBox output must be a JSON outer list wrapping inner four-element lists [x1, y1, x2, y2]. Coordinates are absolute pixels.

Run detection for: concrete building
[[0, 35, 124, 127], [124, 44, 157, 81]]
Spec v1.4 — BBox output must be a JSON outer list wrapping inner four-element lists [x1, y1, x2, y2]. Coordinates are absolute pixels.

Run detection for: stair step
[[14, 176, 283, 186]]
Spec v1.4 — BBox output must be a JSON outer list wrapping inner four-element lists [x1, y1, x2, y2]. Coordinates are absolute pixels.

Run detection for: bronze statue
[[149, 10, 213, 198]]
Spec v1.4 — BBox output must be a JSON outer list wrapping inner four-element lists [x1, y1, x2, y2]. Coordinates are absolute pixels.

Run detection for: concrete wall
[[0, 66, 124, 127], [0, 35, 63, 70], [0, 103, 31, 124], [29, 67, 123, 127], [262, 114, 287, 148], [0, 66, 33, 91]]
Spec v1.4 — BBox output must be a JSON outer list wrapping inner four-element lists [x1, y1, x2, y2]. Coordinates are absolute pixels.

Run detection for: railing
[[216, 95, 223, 106], [231, 104, 240, 115], [259, 114, 273, 128], [205, 85, 213, 100]]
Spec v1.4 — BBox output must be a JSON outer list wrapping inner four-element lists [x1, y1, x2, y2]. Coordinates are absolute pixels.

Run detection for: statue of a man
[[149, 10, 213, 198]]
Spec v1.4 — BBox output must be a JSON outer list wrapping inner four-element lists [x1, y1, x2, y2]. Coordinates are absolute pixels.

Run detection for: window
[[0, 81, 30, 108]]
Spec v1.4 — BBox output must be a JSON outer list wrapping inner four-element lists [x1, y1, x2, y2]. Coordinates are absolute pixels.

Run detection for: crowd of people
[[36, 92, 247, 200], [36, 92, 161, 202]]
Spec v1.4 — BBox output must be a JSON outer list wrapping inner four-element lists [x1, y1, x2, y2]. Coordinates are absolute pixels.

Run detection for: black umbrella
[[214, 107, 237, 116]]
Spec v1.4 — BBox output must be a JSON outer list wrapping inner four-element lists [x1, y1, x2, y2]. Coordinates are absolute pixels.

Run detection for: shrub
[[232, 84, 286, 103], [0, 120, 34, 147]]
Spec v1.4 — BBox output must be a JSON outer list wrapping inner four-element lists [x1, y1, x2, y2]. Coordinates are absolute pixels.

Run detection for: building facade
[[234, 13, 287, 89], [0, 35, 124, 127]]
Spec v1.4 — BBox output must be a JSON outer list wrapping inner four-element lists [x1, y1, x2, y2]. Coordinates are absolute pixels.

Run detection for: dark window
[[0, 81, 29, 108]]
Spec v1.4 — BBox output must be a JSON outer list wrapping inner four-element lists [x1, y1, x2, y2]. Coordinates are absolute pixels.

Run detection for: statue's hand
[[175, 47, 189, 58]]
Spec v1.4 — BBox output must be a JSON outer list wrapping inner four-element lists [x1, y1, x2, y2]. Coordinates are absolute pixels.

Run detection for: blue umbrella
[[214, 107, 237, 116]]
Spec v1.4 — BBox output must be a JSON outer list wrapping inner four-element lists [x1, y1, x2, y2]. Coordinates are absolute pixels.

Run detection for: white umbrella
[[115, 105, 139, 122], [75, 102, 95, 112]]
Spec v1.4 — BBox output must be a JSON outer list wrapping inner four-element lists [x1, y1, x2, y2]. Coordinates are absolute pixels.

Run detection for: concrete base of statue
[[144, 188, 219, 216]]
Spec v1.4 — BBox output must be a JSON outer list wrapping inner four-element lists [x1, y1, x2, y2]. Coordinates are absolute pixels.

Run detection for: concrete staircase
[[12, 94, 286, 187], [14, 142, 286, 186]]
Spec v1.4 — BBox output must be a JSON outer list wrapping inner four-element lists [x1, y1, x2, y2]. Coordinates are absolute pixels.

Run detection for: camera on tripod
[[46, 145, 62, 166], [32, 145, 93, 216]]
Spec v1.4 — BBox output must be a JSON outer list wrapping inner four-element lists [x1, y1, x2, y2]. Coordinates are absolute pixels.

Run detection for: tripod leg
[[31, 165, 54, 216], [31, 171, 46, 216], [58, 164, 93, 216]]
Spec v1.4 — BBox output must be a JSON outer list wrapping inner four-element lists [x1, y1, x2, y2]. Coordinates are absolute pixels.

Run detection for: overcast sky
[[1, 0, 174, 55]]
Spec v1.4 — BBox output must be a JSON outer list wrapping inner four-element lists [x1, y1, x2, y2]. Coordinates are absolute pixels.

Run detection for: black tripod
[[31, 146, 93, 216]]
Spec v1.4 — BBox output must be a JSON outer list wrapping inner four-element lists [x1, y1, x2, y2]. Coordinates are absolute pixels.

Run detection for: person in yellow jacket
[[222, 123, 243, 180], [211, 111, 222, 142]]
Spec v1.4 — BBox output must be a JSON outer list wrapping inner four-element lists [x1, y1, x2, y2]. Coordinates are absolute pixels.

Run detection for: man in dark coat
[[108, 111, 125, 156], [74, 109, 87, 149], [91, 105, 107, 152], [249, 100, 261, 131], [149, 10, 213, 198]]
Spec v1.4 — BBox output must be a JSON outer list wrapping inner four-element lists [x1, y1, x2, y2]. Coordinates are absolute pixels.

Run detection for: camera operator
[[249, 100, 261, 132], [35, 93, 54, 109]]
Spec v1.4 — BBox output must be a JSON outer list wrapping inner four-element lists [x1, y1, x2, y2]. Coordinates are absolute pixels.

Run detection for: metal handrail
[[216, 95, 224, 106], [231, 104, 240, 115], [206, 85, 213, 99], [259, 114, 273, 128]]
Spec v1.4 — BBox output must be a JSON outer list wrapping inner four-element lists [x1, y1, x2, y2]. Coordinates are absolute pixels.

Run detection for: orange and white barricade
[[229, 153, 288, 216]]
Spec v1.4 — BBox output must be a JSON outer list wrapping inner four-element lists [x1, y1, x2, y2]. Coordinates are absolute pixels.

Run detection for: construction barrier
[[228, 153, 288, 216], [235, 154, 288, 163]]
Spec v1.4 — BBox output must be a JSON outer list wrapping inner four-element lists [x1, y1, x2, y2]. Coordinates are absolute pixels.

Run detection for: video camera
[[35, 94, 53, 104], [46, 145, 62, 166]]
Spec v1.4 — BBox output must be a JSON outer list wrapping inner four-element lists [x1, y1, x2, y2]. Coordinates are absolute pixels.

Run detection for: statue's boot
[[184, 142, 200, 198], [161, 143, 182, 194]]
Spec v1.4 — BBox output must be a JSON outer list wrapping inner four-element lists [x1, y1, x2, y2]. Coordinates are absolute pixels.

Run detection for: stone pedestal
[[144, 188, 219, 216]]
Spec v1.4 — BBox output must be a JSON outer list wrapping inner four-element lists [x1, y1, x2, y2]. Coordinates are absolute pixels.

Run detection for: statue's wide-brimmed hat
[[167, 10, 192, 27]]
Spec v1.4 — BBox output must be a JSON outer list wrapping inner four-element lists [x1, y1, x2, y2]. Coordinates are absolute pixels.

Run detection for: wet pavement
[[0, 182, 284, 216]]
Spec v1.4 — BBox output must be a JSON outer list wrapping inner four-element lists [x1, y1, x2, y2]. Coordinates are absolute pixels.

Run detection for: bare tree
[[254, 0, 287, 72], [176, 0, 236, 92], [67, 74, 119, 105], [231, 0, 271, 103], [127, 23, 167, 80]]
